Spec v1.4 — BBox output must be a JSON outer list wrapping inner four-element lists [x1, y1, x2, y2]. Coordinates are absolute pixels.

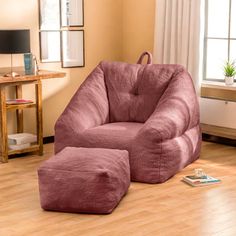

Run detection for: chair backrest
[[101, 52, 186, 123]]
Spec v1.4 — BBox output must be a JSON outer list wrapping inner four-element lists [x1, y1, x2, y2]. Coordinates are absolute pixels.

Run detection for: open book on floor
[[182, 174, 221, 187]]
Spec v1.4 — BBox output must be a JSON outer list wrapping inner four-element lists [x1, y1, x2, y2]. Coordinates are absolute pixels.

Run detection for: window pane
[[229, 40, 236, 62], [40, 31, 61, 62], [207, 0, 229, 38], [230, 0, 236, 38], [62, 31, 84, 67], [40, 0, 60, 30], [206, 39, 228, 79]]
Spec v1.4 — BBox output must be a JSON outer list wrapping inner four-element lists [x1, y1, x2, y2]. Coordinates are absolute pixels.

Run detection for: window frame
[[61, 29, 85, 68], [203, 0, 234, 82]]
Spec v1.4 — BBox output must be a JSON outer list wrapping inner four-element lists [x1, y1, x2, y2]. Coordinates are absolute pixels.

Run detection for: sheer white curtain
[[153, 0, 201, 90]]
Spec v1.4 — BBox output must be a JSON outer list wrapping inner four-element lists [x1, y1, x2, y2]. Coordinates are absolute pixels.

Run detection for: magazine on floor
[[182, 172, 221, 187]]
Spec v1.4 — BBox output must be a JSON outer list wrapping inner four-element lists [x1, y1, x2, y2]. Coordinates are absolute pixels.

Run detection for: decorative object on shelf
[[33, 55, 39, 75], [0, 30, 31, 77], [60, 0, 84, 27], [39, 0, 85, 67], [223, 60, 236, 85], [61, 30, 84, 68], [24, 53, 33, 75], [24, 53, 39, 75]]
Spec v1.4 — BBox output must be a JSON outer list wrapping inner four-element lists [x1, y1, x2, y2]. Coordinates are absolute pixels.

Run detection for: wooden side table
[[0, 67, 66, 163]]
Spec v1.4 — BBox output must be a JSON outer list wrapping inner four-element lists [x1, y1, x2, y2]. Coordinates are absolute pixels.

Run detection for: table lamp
[[0, 29, 31, 77]]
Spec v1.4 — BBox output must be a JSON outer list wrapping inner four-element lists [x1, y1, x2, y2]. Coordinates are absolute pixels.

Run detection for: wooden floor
[[1, 142, 236, 236]]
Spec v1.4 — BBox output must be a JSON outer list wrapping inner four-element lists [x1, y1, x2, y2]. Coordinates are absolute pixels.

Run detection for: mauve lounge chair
[[54, 52, 201, 183]]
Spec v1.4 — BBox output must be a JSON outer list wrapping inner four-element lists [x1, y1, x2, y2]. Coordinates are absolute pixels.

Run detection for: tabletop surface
[[0, 67, 66, 85]]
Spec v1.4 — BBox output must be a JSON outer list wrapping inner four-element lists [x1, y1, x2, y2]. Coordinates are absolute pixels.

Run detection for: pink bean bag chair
[[55, 52, 201, 183], [38, 147, 130, 214]]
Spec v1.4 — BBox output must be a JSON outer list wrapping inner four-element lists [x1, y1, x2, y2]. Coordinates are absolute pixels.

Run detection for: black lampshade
[[0, 30, 31, 54]]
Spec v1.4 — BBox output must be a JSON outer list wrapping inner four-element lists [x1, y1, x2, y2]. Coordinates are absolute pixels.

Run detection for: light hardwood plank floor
[[1, 142, 236, 236]]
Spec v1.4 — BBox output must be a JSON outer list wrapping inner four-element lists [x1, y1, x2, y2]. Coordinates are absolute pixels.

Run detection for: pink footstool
[[38, 147, 130, 214]]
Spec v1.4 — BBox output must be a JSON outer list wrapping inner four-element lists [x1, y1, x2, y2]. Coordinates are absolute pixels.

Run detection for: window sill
[[201, 81, 236, 101]]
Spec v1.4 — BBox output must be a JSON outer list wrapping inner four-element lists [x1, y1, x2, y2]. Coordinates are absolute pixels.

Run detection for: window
[[204, 0, 236, 81], [39, 0, 84, 67]]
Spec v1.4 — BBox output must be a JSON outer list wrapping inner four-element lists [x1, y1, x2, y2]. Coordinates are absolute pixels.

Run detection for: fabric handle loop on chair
[[137, 51, 153, 65]]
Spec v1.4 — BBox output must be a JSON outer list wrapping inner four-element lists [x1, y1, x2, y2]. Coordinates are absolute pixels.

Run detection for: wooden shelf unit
[[6, 103, 36, 110], [0, 67, 66, 163], [8, 144, 40, 156]]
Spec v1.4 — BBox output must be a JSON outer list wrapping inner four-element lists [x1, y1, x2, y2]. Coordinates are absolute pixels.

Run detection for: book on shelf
[[9, 143, 30, 151], [6, 99, 34, 105], [8, 133, 37, 145], [182, 175, 221, 187]]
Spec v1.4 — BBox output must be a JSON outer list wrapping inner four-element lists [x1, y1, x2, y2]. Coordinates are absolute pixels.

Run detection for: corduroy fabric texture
[[80, 122, 143, 151], [54, 60, 201, 183], [38, 147, 130, 214]]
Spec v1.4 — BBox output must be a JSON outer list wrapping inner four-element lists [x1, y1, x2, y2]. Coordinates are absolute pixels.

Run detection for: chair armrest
[[54, 65, 109, 153], [137, 69, 199, 142]]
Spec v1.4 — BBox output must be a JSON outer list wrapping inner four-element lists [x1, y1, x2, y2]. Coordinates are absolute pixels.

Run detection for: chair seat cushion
[[38, 147, 130, 214], [80, 122, 143, 150]]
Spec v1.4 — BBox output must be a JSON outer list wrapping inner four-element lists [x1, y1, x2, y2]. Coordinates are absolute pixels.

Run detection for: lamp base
[[3, 72, 20, 77]]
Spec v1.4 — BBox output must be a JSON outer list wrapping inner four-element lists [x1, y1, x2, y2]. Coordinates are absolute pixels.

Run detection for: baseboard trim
[[202, 133, 236, 147], [201, 123, 236, 146], [201, 123, 236, 140], [43, 136, 54, 144]]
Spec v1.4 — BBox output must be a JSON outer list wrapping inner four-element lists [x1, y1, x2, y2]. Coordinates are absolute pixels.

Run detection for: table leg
[[0, 86, 8, 163], [16, 85, 23, 133], [36, 81, 43, 156]]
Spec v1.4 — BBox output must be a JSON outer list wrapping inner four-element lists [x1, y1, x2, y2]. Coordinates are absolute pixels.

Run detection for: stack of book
[[6, 99, 33, 105], [8, 133, 37, 150], [182, 174, 221, 187]]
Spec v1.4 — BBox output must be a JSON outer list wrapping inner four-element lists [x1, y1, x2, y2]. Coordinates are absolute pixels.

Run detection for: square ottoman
[[38, 147, 130, 214]]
